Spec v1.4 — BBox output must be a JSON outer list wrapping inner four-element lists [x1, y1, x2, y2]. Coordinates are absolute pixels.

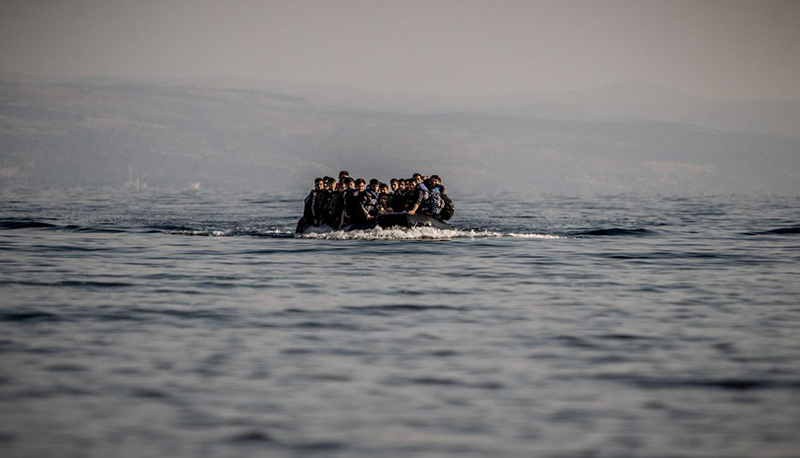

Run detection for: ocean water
[[1, 187, 799, 458]]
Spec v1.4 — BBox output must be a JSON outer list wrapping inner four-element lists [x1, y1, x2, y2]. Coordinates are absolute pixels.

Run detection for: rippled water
[[1, 187, 799, 458]]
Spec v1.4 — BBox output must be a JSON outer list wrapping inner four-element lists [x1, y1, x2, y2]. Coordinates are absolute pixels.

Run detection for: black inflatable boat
[[346, 212, 452, 231], [298, 212, 452, 234]]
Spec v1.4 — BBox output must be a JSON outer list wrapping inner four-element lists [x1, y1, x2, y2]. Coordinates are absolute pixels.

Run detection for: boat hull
[[298, 212, 452, 233], [346, 213, 452, 231]]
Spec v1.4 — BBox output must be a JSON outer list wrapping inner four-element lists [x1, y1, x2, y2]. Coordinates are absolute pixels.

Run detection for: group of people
[[297, 171, 454, 232]]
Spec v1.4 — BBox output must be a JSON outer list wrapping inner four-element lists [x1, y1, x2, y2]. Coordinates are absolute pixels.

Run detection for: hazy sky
[[1, 0, 799, 100]]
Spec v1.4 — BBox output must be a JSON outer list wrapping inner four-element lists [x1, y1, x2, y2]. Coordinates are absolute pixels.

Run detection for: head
[[345, 177, 355, 189], [379, 183, 390, 194], [430, 175, 441, 187], [390, 179, 399, 192], [338, 170, 349, 180], [378, 193, 389, 206], [369, 178, 380, 192], [355, 178, 366, 191], [314, 177, 324, 190]]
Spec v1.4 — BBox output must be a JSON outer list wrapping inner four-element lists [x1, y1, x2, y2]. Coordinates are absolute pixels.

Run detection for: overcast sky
[[1, 0, 798, 100]]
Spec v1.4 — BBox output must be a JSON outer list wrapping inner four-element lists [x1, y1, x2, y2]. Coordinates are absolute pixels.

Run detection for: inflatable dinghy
[[345, 212, 452, 231], [298, 212, 452, 233]]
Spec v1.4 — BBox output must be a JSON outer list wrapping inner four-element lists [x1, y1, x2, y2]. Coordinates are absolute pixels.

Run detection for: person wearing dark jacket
[[334, 177, 355, 228], [296, 177, 324, 233], [317, 177, 338, 226], [374, 192, 393, 216], [344, 178, 373, 225], [391, 180, 406, 212], [406, 177, 431, 216]]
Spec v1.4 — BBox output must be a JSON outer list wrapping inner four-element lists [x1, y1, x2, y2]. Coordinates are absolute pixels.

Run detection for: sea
[[1, 187, 799, 458]]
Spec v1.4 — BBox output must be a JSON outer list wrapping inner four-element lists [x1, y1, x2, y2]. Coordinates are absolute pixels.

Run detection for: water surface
[[1, 188, 799, 457]]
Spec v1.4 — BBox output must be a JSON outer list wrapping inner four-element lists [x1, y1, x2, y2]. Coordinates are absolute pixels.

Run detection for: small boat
[[297, 212, 452, 234], [346, 212, 453, 231]]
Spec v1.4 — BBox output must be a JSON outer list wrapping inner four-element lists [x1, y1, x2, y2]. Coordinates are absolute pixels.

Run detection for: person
[[319, 177, 339, 226], [390, 180, 405, 212], [374, 192, 393, 216], [429, 175, 444, 192], [322, 175, 336, 191], [429, 175, 454, 221], [307, 177, 325, 223], [336, 177, 356, 227], [344, 178, 373, 225], [296, 177, 324, 232], [401, 178, 416, 211], [360, 178, 377, 215], [406, 175, 431, 216], [368, 179, 380, 197], [426, 176, 444, 218], [364, 179, 379, 212]]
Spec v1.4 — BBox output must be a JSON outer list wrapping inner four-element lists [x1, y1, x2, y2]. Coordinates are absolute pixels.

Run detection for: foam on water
[[167, 228, 295, 237], [168, 229, 229, 237], [506, 232, 562, 239], [296, 226, 561, 240]]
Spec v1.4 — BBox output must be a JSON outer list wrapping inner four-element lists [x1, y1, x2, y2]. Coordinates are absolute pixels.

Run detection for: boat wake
[[295, 226, 560, 240], [0, 218, 560, 240], [5, 218, 660, 241]]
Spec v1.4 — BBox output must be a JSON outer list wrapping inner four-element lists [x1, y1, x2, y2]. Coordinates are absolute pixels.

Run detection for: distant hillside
[[7, 74, 796, 137], [1, 79, 798, 194], [188, 77, 800, 139], [488, 81, 800, 138]]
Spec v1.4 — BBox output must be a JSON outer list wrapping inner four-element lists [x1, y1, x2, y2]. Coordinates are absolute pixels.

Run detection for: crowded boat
[[296, 171, 455, 233]]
